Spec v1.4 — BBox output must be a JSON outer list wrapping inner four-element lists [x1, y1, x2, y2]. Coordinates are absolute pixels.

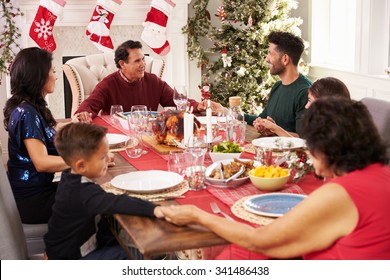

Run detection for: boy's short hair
[[55, 123, 108, 165]]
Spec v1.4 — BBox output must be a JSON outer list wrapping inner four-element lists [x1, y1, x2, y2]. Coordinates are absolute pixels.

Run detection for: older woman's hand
[[160, 205, 201, 225]]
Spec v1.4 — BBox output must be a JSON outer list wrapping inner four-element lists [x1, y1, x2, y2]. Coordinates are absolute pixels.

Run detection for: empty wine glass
[[216, 111, 228, 140], [173, 85, 188, 111], [186, 134, 207, 166], [128, 105, 149, 155], [110, 104, 123, 124]]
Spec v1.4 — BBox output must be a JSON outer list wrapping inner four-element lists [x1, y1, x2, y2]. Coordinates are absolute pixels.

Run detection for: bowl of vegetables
[[209, 141, 243, 162]]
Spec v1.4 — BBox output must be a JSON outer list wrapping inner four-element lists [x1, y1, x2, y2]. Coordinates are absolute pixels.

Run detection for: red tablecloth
[[94, 116, 324, 259]]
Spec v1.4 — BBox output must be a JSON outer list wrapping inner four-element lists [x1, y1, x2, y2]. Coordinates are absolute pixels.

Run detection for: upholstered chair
[[0, 153, 47, 259], [361, 97, 390, 164], [63, 53, 165, 116]]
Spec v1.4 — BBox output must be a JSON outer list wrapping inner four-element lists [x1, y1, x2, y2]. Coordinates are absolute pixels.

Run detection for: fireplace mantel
[[15, 0, 195, 118]]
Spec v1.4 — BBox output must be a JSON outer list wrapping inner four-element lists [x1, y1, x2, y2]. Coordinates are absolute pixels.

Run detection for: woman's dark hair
[[3, 47, 56, 130], [115, 40, 143, 68], [268, 31, 305, 65], [55, 123, 107, 165], [301, 97, 388, 176], [310, 77, 351, 99]]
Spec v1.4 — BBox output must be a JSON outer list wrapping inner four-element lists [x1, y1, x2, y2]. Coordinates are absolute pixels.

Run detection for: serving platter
[[252, 137, 306, 151], [111, 170, 183, 193], [205, 158, 256, 188], [244, 193, 307, 217]]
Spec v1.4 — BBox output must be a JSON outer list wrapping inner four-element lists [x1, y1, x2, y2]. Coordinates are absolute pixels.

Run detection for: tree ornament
[[248, 15, 253, 28], [221, 48, 232, 68], [216, 6, 226, 24], [199, 83, 211, 100]]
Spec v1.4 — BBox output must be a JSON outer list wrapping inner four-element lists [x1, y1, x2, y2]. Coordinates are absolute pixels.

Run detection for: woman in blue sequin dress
[[3, 48, 79, 224]]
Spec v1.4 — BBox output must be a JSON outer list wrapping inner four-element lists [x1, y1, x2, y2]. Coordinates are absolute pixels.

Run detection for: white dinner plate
[[111, 170, 184, 193], [252, 137, 306, 150], [106, 133, 129, 146], [244, 193, 307, 217]]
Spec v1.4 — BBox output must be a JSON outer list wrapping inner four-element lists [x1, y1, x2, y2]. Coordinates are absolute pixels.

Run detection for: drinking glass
[[173, 85, 188, 111], [216, 111, 228, 141], [186, 134, 207, 166], [168, 151, 186, 176], [110, 105, 123, 124], [128, 105, 149, 155]]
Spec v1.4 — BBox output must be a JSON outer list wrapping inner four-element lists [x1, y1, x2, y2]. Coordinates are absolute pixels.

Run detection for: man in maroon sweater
[[75, 40, 215, 121]]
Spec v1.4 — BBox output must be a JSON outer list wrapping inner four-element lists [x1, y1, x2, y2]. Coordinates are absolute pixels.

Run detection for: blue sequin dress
[[7, 102, 58, 223]]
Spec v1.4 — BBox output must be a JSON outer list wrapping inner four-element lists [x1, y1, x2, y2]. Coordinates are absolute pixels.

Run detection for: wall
[[1, 0, 195, 155]]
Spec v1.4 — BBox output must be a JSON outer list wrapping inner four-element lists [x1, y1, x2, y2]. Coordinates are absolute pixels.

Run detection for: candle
[[206, 100, 213, 143], [184, 111, 194, 147], [184, 112, 189, 146]]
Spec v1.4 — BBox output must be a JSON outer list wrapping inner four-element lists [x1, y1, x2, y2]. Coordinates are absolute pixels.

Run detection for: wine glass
[[173, 86, 188, 111], [110, 104, 123, 124], [216, 111, 228, 140], [128, 105, 149, 155], [186, 134, 207, 166]]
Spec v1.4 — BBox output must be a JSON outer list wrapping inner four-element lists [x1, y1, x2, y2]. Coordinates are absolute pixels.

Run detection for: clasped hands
[[253, 116, 277, 136]]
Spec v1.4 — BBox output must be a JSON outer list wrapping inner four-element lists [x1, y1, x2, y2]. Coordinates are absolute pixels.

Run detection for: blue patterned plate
[[244, 193, 307, 217]]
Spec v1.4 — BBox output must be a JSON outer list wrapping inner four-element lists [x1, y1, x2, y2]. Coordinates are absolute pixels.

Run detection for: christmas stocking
[[86, 0, 122, 53], [141, 0, 176, 56], [29, 0, 66, 52]]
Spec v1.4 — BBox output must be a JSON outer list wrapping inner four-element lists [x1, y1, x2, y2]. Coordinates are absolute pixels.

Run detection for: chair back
[[0, 155, 28, 259], [361, 97, 390, 163], [63, 53, 165, 115]]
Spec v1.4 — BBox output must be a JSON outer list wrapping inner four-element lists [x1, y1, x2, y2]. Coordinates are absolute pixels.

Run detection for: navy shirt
[[7, 102, 57, 199]]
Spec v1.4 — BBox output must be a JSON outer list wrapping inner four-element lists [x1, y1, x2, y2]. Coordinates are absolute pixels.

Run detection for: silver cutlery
[[210, 202, 234, 221]]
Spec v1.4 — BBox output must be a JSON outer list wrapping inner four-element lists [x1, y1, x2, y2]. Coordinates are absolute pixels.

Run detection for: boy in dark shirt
[[44, 123, 163, 259]]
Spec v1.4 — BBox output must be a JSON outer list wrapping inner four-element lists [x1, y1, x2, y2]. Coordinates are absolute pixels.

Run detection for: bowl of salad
[[209, 141, 243, 162]]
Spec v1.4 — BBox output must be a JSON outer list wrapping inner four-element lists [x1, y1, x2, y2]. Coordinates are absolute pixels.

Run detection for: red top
[[75, 71, 199, 118], [304, 163, 390, 259]]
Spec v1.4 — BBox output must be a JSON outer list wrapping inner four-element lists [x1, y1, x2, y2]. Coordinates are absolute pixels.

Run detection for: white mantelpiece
[[16, 0, 193, 118]]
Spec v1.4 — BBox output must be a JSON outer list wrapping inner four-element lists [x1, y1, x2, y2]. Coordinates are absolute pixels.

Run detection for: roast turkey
[[152, 110, 200, 146]]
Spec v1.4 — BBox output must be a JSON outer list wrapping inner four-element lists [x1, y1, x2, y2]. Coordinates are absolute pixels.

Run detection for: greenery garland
[[0, 0, 23, 81]]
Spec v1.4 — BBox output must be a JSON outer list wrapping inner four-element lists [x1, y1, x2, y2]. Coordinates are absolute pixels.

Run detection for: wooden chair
[[63, 53, 165, 116], [0, 154, 46, 259], [361, 97, 390, 163]]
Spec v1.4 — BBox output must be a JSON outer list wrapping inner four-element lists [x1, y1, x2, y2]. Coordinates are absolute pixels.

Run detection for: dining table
[[93, 115, 324, 260]]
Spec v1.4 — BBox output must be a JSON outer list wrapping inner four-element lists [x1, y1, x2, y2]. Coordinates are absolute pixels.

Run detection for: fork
[[210, 202, 234, 221]]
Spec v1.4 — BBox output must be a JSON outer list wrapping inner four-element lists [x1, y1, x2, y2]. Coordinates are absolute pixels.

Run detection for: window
[[311, 0, 356, 71], [310, 0, 390, 75]]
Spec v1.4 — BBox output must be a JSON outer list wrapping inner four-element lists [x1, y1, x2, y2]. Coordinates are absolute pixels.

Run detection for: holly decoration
[[0, 0, 23, 82]]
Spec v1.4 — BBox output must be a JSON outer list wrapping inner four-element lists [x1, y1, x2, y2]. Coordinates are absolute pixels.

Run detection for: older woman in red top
[[161, 97, 390, 259]]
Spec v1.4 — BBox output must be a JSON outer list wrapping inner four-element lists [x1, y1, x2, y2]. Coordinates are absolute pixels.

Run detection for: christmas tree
[[184, 0, 308, 114]]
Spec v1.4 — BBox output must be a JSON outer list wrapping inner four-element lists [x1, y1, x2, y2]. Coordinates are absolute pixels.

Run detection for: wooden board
[[143, 135, 184, 154]]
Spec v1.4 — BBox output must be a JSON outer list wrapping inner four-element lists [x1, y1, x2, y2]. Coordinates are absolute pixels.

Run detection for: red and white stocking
[[29, 0, 66, 52], [86, 0, 122, 53], [141, 0, 176, 56]]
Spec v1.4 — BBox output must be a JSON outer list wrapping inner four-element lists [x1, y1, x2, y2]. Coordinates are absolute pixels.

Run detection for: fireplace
[[17, 0, 193, 118]]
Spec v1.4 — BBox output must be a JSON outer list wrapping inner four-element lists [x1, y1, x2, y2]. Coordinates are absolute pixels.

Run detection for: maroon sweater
[[75, 71, 199, 118]]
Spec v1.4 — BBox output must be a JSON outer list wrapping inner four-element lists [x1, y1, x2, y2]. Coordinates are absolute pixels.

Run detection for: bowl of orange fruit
[[249, 165, 290, 191]]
